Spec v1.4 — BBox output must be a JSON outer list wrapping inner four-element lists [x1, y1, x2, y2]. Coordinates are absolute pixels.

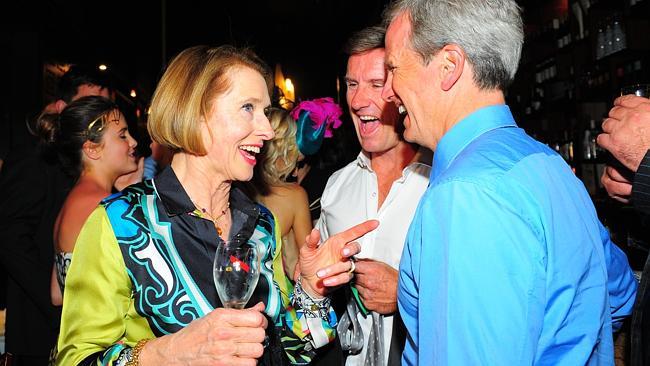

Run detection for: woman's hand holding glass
[[136, 238, 265, 365], [139, 302, 268, 365], [298, 220, 379, 298]]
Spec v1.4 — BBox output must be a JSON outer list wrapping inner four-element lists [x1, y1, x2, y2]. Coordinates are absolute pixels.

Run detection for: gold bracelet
[[126, 339, 150, 366]]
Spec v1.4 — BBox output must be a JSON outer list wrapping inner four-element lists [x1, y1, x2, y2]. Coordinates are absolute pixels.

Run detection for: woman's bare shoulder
[[56, 185, 108, 252], [270, 183, 308, 199]]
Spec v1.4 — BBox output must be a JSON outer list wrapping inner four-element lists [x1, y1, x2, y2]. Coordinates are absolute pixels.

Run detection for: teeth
[[359, 115, 378, 121], [240, 145, 260, 154], [398, 105, 407, 115]]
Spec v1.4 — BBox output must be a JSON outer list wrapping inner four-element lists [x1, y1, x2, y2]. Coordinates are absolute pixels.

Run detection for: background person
[[289, 97, 346, 223], [245, 107, 313, 278], [143, 141, 174, 179], [0, 65, 111, 365], [314, 26, 431, 366], [34, 96, 140, 306], [598, 94, 650, 366]]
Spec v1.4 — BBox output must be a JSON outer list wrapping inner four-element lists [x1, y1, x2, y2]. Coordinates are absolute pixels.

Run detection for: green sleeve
[[56, 206, 154, 365]]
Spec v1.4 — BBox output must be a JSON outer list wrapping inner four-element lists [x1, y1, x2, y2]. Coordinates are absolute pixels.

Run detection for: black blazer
[[0, 143, 72, 361]]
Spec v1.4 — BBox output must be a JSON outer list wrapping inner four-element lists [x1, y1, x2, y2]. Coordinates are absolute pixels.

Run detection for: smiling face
[[383, 12, 442, 149], [202, 66, 274, 182], [97, 110, 138, 176], [346, 48, 403, 155]]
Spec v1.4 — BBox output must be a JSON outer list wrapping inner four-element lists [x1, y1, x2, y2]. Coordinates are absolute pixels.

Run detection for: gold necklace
[[192, 201, 230, 237]]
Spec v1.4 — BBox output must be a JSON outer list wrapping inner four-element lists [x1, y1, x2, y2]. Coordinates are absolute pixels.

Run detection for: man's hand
[[598, 95, 650, 172], [601, 165, 632, 203], [353, 259, 398, 315]]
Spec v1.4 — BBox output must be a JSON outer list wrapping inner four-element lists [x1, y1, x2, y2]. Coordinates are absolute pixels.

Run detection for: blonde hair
[[260, 108, 299, 186], [148, 45, 272, 154]]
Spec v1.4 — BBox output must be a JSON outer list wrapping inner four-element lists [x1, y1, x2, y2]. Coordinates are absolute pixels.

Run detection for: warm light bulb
[[98, 64, 108, 71], [285, 78, 295, 102], [285, 78, 294, 93], [130, 89, 137, 98]]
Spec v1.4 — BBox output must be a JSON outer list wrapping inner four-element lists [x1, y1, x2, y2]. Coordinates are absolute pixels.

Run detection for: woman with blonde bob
[[247, 108, 311, 279], [56, 45, 376, 365]]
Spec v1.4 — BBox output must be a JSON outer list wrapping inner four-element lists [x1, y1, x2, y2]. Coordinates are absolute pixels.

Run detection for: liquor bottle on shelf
[[604, 19, 614, 57], [583, 125, 593, 160], [551, 131, 562, 156], [612, 16, 626, 53], [554, 130, 574, 165], [583, 119, 601, 160], [596, 25, 606, 60], [581, 120, 606, 196], [581, 162, 598, 195], [556, 14, 572, 49], [572, 1, 585, 40]]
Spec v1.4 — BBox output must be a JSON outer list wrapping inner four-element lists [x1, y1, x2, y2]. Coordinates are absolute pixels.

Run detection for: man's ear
[[54, 100, 67, 114], [439, 44, 466, 91], [82, 140, 102, 160]]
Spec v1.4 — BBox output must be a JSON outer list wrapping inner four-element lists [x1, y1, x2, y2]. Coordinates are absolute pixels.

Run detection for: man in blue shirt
[[380, 0, 638, 364]]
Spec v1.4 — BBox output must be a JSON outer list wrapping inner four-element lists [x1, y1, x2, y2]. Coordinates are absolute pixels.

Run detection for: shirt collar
[[431, 104, 516, 180], [153, 166, 195, 215], [395, 147, 433, 183], [356, 146, 433, 177], [153, 166, 260, 229], [356, 151, 372, 170]]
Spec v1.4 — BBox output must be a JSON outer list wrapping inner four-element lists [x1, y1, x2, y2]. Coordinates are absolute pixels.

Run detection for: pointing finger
[[333, 220, 379, 245]]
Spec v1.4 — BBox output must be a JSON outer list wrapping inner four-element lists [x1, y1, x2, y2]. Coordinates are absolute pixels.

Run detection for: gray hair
[[382, 0, 523, 90], [344, 26, 386, 55]]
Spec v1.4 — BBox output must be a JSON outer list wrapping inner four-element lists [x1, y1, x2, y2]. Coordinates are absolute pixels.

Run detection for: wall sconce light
[[285, 78, 295, 102]]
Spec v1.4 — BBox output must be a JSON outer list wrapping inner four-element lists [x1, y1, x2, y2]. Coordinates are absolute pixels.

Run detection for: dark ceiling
[[2, 0, 391, 102]]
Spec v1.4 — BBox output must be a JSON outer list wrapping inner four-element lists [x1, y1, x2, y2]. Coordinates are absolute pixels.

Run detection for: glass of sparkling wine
[[621, 84, 650, 97], [213, 237, 260, 309]]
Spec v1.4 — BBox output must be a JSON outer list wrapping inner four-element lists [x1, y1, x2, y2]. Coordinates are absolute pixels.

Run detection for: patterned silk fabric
[[54, 252, 72, 294], [106, 181, 274, 335], [56, 167, 337, 366]]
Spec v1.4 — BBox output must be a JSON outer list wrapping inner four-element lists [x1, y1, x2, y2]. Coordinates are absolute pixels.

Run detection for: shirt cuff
[[633, 150, 650, 215], [291, 277, 337, 348]]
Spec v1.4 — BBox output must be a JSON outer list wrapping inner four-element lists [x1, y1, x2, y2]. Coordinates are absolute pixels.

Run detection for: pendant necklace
[[192, 201, 230, 237]]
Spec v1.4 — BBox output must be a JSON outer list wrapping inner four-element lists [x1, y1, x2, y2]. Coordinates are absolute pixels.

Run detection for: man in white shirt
[[315, 26, 431, 365]]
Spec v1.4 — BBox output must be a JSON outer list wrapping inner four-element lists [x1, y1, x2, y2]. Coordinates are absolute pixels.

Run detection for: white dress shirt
[[316, 150, 431, 365]]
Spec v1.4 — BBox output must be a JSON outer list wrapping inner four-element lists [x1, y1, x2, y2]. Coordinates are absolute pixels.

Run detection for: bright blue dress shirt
[[398, 105, 638, 365]]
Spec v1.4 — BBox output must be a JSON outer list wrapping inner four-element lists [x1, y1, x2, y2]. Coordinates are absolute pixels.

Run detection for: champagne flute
[[621, 84, 650, 97], [213, 237, 260, 309]]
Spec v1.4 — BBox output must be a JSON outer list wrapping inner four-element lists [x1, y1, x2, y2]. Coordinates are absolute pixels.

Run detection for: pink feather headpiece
[[290, 97, 343, 138]]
